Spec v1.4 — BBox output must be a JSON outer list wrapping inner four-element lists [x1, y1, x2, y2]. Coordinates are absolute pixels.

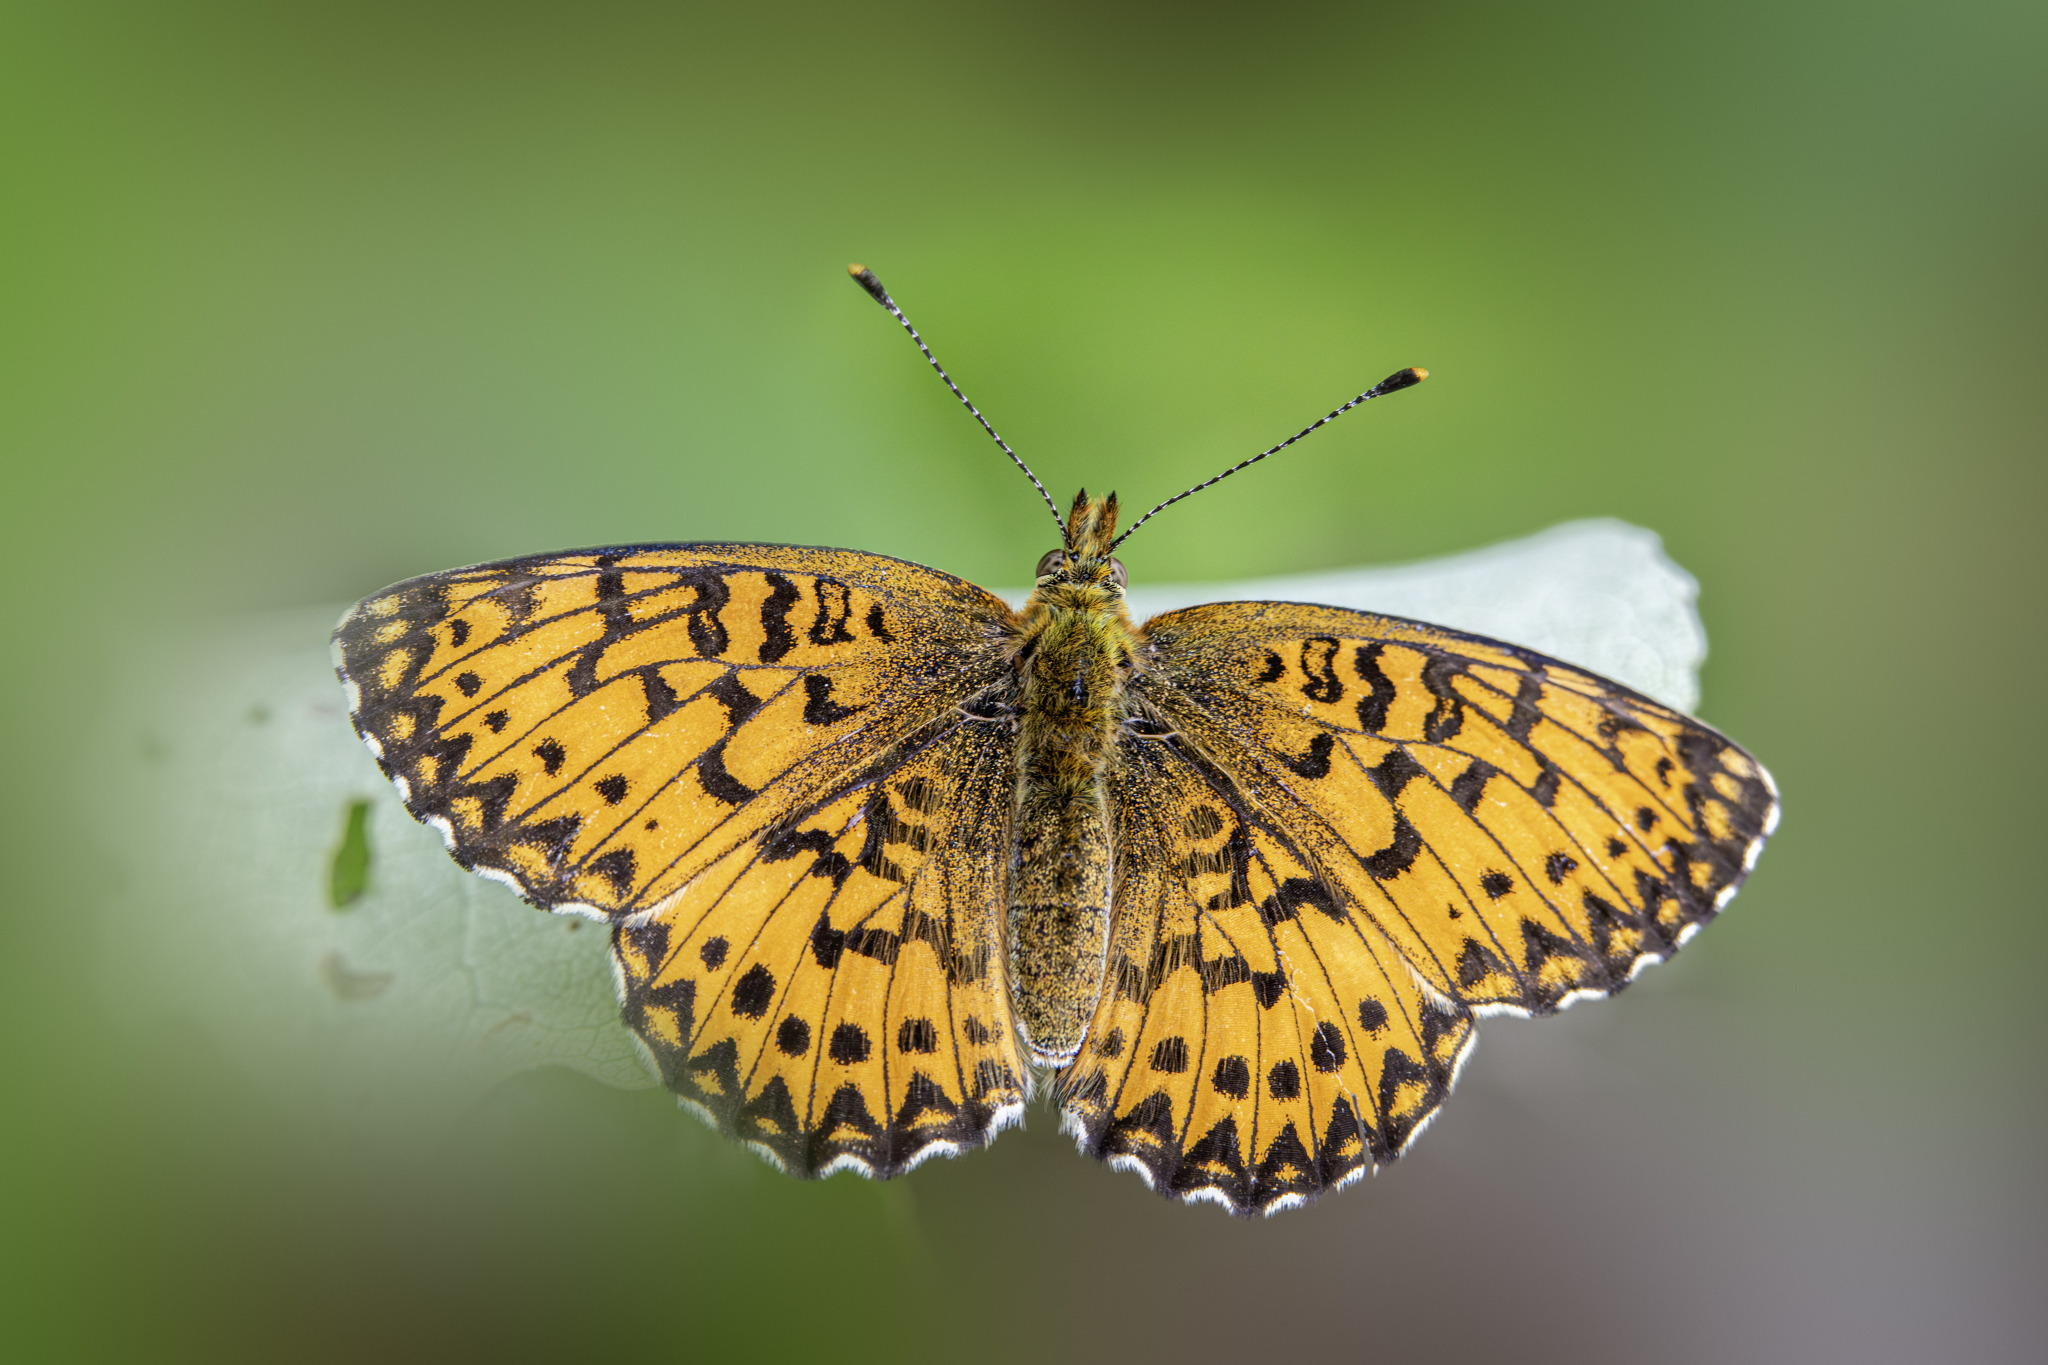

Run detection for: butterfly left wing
[[333, 543, 1031, 1174]]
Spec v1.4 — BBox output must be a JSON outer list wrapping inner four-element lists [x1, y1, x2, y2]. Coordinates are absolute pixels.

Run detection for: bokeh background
[[3, 2, 2043, 1361]]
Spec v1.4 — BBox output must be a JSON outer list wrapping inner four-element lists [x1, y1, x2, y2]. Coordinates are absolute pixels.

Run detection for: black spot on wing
[[584, 847, 637, 901], [897, 1018, 938, 1054], [1361, 813, 1423, 879], [1448, 759, 1497, 813], [641, 668, 681, 723], [1456, 938, 1507, 989], [808, 580, 857, 646], [1308, 1022, 1347, 1073], [730, 964, 776, 1019], [802, 674, 863, 726], [706, 673, 761, 726], [1420, 656, 1465, 743], [1251, 971, 1287, 1009], [1369, 748, 1426, 800], [696, 738, 755, 805], [1353, 644, 1397, 731], [1251, 1122, 1316, 1209], [1299, 637, 1343, 703], [829, 1023, 871, 1065], [1150, 1036, 1190, 1073], [1279, 733, 1335, 779], [1505, 673, 1544, 739], [758, 573, 799, 663], [1175, 1118, 1251, 1208], [684, 572, 731, 658], [809, 914, 846, 969]]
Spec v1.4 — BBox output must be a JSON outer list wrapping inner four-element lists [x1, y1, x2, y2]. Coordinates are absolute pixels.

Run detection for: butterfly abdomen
[[1008, 496, 1142, 1066]]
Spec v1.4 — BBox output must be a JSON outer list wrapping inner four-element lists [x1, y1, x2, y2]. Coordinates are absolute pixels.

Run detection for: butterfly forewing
[[1133, 603, 1777, 1019], [333, 544, 1012, 917]]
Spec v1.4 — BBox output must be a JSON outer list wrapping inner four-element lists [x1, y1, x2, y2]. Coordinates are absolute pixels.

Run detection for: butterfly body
[[1006, 492, 1140, 1064]]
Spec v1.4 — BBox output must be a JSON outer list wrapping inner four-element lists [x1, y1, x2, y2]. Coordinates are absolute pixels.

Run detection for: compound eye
[[1109, 557, 1128, 588], [1036, 550, 1067, 579]]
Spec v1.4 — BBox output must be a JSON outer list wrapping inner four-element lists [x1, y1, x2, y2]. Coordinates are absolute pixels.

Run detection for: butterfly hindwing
[[332, 543, 1013, 918], [1134, 603, 1778, 1019], [614, 715, 1029, 1176], [1059, 736, 1474, 1213]]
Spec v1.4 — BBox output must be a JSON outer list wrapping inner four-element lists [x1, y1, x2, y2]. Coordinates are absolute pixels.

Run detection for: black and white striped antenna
[[1109, 366, 1427, 551], [849, 265, 1070, 546]]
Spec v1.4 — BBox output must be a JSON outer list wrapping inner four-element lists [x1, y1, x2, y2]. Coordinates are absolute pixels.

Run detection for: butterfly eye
[[1109, 558, 1128, 589], [1036, 550, 1067, 579]]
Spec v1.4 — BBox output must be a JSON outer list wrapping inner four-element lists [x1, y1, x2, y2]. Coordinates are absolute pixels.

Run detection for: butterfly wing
[[1063, 602, 1777, 1213], [1060, 736, 1475, 1213], [333, 543, 1031, 1173]]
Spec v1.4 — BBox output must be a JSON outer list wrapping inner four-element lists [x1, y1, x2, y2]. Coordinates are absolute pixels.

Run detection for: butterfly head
[[1036, 489, 1128, 593]]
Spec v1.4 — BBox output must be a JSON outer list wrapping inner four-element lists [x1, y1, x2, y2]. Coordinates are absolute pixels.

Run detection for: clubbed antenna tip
[[1110, 363, 1430, 550]]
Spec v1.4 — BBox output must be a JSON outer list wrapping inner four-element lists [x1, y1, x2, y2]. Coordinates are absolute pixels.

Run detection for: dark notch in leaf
[[329, 798, 372, 909]]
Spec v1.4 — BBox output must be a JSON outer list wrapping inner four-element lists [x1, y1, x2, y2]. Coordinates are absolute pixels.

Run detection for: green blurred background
[[3, 1, 2042, 1361]]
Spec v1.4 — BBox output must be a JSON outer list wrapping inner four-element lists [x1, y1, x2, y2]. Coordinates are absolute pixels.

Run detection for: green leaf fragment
[[328, 798, 372, 908]]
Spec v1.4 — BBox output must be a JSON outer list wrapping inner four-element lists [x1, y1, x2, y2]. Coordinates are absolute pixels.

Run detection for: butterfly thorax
[[1006, 493, 1141, 1066]]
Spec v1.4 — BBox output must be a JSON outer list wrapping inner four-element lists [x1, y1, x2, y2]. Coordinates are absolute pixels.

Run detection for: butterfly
[[332, 266, 1777, 1215]]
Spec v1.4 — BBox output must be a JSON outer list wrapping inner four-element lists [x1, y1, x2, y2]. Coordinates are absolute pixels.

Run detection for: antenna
[[849, 265, 1069, 545], [1110, 367, 1428, 550]]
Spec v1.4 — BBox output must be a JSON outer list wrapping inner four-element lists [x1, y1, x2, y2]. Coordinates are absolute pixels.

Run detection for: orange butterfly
[[333, 267, 1776, 1214]]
